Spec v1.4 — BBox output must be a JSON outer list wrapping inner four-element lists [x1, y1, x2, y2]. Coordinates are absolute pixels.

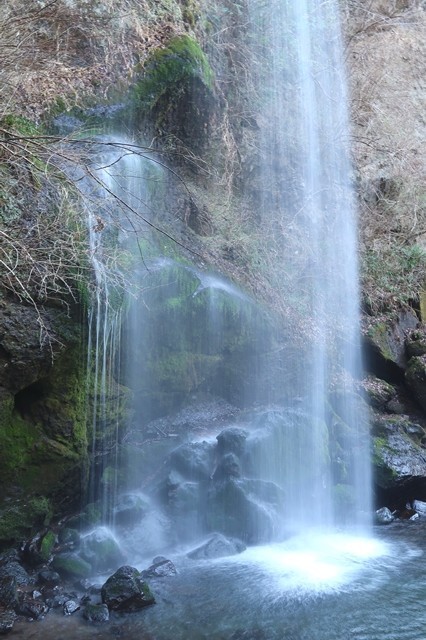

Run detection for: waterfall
[[249, 0, 372, 529], [81, 0, 371, 548]]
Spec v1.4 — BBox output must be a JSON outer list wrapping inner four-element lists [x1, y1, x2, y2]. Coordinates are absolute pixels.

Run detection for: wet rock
[[52, 552, 92, 579], [80, 527, 125, 573], [405, 356, 426, 412], [363, 310, 418, 375], [216, 427, 249, 457], [140, 559, 177, 579], [0, 577, 18, 610], [413, 500, 426, 515], [212, 453, 242, 481], [17, 596, 49, 620], [58, 527, 80, 548], [169, 441, 215, 482], [405, 328, 426, 358], [0, 610, 16, 634], [83, 603, 109, 623], [63, 599, 80, 616], [0, 561, 31, 587], [187, 533, 246, 560], [375, 507, 394, 524], [113, 494, 149, 526], [38, 570, 61, 586], [207, 477, 283, 544], [24, 530, 57, 566], [101, 566, 155, 612], [361, 376, 397, 410], [372, 416, 426, 489]]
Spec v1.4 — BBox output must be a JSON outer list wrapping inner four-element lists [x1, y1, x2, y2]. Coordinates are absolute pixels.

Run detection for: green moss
[[40, 530, 56, 562], [135, 35, 213, 112], [52, 553, 92, 579], [0, 496, 52, 547]]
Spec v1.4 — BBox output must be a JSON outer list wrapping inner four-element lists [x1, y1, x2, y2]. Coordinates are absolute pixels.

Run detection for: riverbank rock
[[83, 603, 109, 623], [101, 566, 155, 612]]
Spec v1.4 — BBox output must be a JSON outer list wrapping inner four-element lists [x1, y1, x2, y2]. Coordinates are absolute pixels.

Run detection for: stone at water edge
[[375, 507, 394, 524], [187, 533, 246, 560], [83, 603, 110, 623], [140, 558, 177, 579], [413, 500, 426, 515], [101, 565, 155, 612], [0, 610, 17, 635], [52, 552, 92, 579]]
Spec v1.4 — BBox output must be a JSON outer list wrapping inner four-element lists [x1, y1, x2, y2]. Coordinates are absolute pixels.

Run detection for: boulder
[[52, 552, 92, 579], [372, 416, 426, 489], [113, 494, 149, 526], [187, 533, 246, 560], [38, 570, 61, 587], [16, 596, 48, 620], [216, 428, 249, 457], [212, 453, 242, 481], [140, 558, 177, 579], [83, 603, 109, 623], [375, 507, 394, 525], [80, 527, 125, 573], [0, 561, 31, 587], [206, 478, 281, 544], [169, 441, 214, 482], [0, 576, 18, 609], [405, 355, 426, 412], [101, 566, 155, 612]]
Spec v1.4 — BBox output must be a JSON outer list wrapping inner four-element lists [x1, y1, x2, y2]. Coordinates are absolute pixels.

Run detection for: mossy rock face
[[371, 415, 426, 489], [52, 553, 92, 579], [0, 497, 52, 549], [363, 310, 418, 377], [406, 355, 426, 412], [132, 35, 216, 150]]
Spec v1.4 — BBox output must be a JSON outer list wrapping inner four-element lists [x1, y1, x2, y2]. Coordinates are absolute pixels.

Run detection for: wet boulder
[[187, 533, 246, 560], [52, 552, 92, 579], [216, 427, 249, 457], [101, 565, 155, 612], [0, 576, 18, 609], [83, 603, 109, 623], [16, 595, 49, 620], [372, 416, 426, 489], [212, 453, 242, 481], [38, 569, 61, 587], [169, 441, 215, 482], [405, 356, 426, 412], [0, 561, 31, 587], [113, 494, 149, 526], [361, 376, 397, 410], [375, 507, 394, 525], [140, 558, 177, 579], [206, 478, 282, 544], [80, 527, 126, 573], [63, 599, 80, 616]]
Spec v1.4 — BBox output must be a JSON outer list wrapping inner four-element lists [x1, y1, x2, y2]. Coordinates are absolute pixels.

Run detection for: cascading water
[[248, 0, 372, 531]]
